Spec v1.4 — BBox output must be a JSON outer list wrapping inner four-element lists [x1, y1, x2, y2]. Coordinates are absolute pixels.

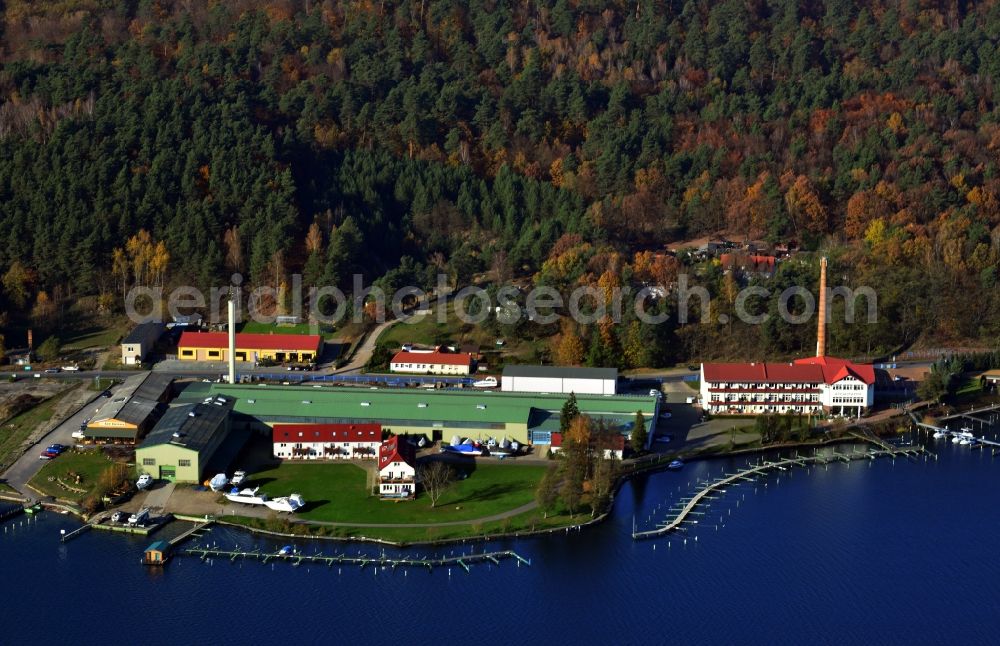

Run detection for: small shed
[[143, 540, 171, 565]]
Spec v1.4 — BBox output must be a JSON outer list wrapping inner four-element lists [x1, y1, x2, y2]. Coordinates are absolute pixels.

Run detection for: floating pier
[[0, 502, 24, 523], [180, 546, 530, 572], [633, 446, 924, 540]]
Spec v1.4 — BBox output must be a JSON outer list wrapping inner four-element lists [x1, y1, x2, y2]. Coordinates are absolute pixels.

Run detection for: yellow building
[[177, 331, 322, 364]]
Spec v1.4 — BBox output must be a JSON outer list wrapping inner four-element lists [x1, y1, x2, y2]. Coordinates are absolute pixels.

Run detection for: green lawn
[[240, 320, 331, 336], [246, 461, 545, 524], [231, 505, 577, 544], [0, 386, 74, 470], [376, 301, 548, 364], [28, 450, 123, 502], [61, 320, 128, 351]]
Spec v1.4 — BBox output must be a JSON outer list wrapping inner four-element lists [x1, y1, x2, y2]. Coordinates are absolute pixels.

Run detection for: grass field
[[245, 461, 546, 524], [240, 320, 332, 336], [376, 301, 547, 363], [0, 386, 74, 470], [28, 450, 122, 502], [61, 319, 128, 351], [231, 505, 576, 544]]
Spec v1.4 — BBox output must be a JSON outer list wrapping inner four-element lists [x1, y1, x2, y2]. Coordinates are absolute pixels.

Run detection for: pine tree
[[631, 410, 647, 454], [559, 392, 579, 435]]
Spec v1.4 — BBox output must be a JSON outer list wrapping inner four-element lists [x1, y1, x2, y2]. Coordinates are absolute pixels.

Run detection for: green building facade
[[136, 396, 234, 482], [177, 383, 658, 446]]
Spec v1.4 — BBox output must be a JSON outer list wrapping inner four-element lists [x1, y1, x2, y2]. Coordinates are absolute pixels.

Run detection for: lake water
[[4, 435, 1000, 645]]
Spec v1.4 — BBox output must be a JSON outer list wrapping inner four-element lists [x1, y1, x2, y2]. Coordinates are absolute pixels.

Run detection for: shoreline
[[163, 434, 901, 548], [15, 434, 911, 548]]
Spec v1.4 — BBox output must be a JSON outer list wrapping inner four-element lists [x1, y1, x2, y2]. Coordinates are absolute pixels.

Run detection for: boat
[[473, 376, 498, 388], [959, 438, 972, 445], [136, 474, 153, 490], [230, 470, 248, 486], [265, 494, 305, 513], [208, 473, 229, 491], [932, 430, 946, 439], [128, 508, 151, 526], [444, 444, 483, 456], [951, 435, 962, 444], [667, 459, 684, 470], [278, 545, 294, 556], [225, 486, 269, 505]]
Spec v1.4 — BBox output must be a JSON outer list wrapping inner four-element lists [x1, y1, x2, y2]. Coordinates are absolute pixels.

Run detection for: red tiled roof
[[390, 350, 472, 367], [272, 423, 381, 444], [179, 331, 322, 352], [703, 362, 822, 384], [793, 356, 876, 385], [378, 435, 416, 470], [703, 358, 875, 385]]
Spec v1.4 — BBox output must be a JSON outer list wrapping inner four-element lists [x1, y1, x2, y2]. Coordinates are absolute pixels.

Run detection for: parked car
[[71, 430, 86, 440], [39, 451, 58, 460], [61, 365, 80, 372], [46, 444, 66, 453], [44, 368, 60, 374]]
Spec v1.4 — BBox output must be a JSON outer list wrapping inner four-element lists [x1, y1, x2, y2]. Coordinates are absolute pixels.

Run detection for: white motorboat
[[208, 473, 229, 491], [136, 474, 154, 490], [230, 470, 248, 487], [959, 438, 972, 445], [951, 435, 962, 444], [225, 486, 269, 505], [265, 493, 305, 513], [932, 430, 945, 439], [473, 376, 498, 388]]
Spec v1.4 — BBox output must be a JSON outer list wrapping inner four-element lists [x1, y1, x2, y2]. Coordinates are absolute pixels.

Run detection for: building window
[[142, 458, 155, 466], [178, 459, 191, 467], [181, 350, 194, 357], [208, 350, 220, 358]]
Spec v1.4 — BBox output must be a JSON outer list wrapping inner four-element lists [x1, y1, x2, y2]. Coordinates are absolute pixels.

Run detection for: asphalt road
[[1, 385, 121, 501]]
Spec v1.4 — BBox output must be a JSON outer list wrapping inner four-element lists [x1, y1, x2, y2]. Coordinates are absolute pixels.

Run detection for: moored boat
[[224, 486, 269, 505], [208, 473, 229, 491], [668, 459, 684, 470], [230, 471, 248, 487], [265, 494, 305, 513]]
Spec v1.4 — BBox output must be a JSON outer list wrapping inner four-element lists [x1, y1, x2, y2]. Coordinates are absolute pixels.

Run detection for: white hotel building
[[699, 356, 875, 417]]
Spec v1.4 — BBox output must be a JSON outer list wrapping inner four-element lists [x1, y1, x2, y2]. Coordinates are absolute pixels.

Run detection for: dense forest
[[2, 0, 1000, 362]]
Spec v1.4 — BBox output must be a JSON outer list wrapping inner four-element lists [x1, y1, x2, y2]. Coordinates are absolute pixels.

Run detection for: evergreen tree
[[631, 410, 647, 454], [559, 392, 579, 435]]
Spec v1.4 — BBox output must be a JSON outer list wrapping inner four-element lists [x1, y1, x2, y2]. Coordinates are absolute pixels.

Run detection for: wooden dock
[[632, 446, 923, 540], [938, 403, 1000, 422], [0, 502, 24, 523], [180, 546, 530, 572], [909, 412, 1000, 449], [168, 521, 214, 547]]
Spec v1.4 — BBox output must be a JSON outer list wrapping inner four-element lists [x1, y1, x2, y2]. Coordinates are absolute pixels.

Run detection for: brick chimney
[[816, 257, 827, 357]]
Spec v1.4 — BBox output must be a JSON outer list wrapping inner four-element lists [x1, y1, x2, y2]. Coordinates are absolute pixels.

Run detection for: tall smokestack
[[816, 257, 827, 358], [227, 292, 237, 385]]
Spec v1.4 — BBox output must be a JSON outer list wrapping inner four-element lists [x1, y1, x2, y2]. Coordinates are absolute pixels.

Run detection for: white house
[[272, 423, 382, 460], [389, 350, 472, 376], [700, 356, 875, 418], [500, 365, 618, 395], [549, 432, 625, 459], [121, 322, 166, 365], [378, 436, 416, 499]]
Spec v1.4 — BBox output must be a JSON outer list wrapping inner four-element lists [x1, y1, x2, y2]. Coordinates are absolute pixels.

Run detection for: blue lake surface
[[4, 437, 1000, 645]]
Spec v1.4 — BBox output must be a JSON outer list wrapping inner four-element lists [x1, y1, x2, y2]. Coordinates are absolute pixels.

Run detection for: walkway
[[633, 445, 923, 540], [332, 318, 402, 374], [2, 384, 109, 501], [292, 501, 539, 529]]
